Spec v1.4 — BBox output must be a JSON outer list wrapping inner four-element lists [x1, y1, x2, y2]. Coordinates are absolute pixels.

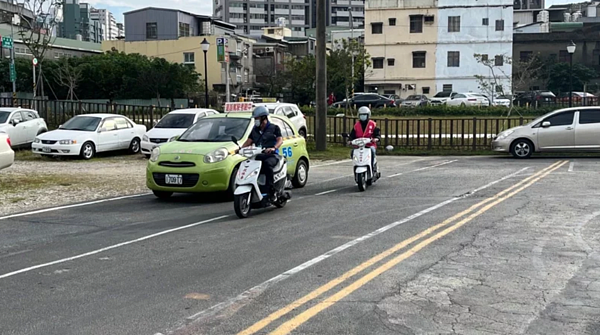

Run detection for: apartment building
[[90, 8, 118, 40], [364, 0, 513, 97], [58, 0, 103, 43], [514, 0, 545, 27]]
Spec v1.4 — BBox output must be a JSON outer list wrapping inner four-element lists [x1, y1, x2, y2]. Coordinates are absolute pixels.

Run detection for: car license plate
[[165, 174, 183, 185], [42, 147, 51, 153]]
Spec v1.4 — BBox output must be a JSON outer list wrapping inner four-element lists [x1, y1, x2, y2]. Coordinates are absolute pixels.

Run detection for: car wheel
[[292, 159, 308, 188], [153, 190, 173, 199], [510, 139, 534, 159], [298, 128, 307, 138], [129, 137, 141, 154], [79, 142, 95, 160]]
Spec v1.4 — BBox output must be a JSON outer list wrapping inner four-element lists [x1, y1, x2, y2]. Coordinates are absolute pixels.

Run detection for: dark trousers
[[256, 153, 279, 193]]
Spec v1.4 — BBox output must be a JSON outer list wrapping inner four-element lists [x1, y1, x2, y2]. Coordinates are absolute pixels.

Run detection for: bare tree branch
[[52, 58, 82, 100]]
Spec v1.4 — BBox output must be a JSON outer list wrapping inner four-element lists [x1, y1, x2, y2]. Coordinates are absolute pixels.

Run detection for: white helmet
[[358, 106, 371, 119]]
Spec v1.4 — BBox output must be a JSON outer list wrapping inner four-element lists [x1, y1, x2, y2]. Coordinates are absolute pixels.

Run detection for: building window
[[482, 18, 489, 25], [146, 22, 157, 39], [520, 51, 533, 62], [495, 19, 504, 31], [179, 22, 190, 37], [267, 29, 274, 34], [481, 54, 489, 62], [442, 84, 453, 92], [371, 22, 383, 34], [389, 18, 396, 26], [447, 51, 460, 67], [495, 55, 504, 66], [422, 87, 430, 94], [409, 15, 423, 33], [373, 58, 384, 69], [448, 16, 460, 32], [183, 52, 195, 64], [412, 51, 426, 68], [559, 50, 569, 62], [387, 58, 395, 66]]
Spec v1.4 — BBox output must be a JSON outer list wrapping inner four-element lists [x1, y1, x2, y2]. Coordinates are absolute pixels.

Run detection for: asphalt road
[[2, 156, 600, 335]]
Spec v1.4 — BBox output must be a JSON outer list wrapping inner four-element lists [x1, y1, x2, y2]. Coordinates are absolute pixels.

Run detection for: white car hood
[[431, 97, 450, 102], [145, 128, 187, 139], [38, 129, 92, 140]]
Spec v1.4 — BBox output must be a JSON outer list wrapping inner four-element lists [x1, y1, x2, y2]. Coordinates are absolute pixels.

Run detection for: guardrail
[[305, 115, 535, 150]]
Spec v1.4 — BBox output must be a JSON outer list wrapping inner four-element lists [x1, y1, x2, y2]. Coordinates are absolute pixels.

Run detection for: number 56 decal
[[281, 147, 293, 157]]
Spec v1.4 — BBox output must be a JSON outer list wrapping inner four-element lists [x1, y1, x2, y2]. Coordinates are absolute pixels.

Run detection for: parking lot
[[1, 155, 600, 335]]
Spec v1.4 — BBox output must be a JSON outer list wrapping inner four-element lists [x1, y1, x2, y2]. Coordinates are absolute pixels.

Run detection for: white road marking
[[0, 215, 228, 280], [0, 193, 152, 221], [177, 167, 529, 331], [311, 160, 352, 168], [387, 160, 457, 178], [315, 189, 339, 196], [568, 162, 575, 172]]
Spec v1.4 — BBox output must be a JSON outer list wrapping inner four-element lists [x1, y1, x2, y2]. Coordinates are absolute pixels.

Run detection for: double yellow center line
[[238, 160, 568, 335]]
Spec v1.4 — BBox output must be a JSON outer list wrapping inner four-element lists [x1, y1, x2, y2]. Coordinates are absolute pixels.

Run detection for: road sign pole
[[10, 19, 15, 97]]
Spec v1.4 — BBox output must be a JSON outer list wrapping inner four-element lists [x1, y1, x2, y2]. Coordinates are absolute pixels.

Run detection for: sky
[[94, 0, 584, 24]]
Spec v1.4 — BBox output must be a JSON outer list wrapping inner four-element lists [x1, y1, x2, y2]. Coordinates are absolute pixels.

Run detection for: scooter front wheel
[[234, 193, 252, 218], [357, 172, 367, 192]]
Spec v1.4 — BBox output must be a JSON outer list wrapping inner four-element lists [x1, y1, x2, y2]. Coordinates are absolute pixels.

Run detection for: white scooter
[[349, 137, 381, 192], [232, 138, 291, 218]]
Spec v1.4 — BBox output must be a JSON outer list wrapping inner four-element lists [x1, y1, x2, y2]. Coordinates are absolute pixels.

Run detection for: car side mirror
[[153, 120, 158, 126], [98, 127, 107, 133], [231, 136, 239, 145], [11, 119, 19, 126], [542, 121, 551, 128], [58, 124, 63, 129]]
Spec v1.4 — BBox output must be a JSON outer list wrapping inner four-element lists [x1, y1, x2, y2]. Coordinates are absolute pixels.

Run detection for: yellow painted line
[[237, 161, 566, 335], [268, 160, 568, 335]]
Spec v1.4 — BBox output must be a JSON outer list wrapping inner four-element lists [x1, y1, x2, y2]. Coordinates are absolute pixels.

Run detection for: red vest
[[354, 120, 377, 148]]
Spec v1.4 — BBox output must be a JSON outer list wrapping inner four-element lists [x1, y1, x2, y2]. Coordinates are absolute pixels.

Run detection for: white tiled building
[[90, 8, 119, 41]]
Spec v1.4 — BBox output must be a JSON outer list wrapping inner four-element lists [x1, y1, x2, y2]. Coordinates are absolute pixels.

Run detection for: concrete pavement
[[1, 156, 599, 335]]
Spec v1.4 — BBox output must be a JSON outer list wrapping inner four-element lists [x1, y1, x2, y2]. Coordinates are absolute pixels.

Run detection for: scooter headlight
[[245, 169, 260, 180]]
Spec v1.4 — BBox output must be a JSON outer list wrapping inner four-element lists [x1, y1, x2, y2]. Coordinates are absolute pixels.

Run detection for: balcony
[[366, 0, 435, 9]]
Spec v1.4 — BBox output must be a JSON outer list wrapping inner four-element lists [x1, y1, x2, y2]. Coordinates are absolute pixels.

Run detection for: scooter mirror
[[341, 132, 349, 138], [385, 145, 394, 152]]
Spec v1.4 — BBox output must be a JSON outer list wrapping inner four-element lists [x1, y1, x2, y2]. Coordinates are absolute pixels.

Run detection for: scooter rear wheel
[[234, 193, 252, 218], [357, 172, 367, 192]]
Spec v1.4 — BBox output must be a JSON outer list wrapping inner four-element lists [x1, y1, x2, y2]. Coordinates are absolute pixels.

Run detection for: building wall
[[364, 4, 438, 97], [435, 1, 513, 93], [124, 9, 178, 41]]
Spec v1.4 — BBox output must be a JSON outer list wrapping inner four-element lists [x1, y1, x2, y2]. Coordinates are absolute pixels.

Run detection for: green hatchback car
[[146, 112, 310, 198]]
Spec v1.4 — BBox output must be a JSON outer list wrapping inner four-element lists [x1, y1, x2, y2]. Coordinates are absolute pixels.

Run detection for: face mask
[[359, 115, 368, 121], [254, 119, 262, 128]]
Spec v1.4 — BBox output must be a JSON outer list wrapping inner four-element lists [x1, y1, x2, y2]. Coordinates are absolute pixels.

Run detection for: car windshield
[[178, 117, 250, 142], [0, 111, 9, 124], [406, 95, 421, 100], [434, 92, 451, 98], [61, 116, 101, 131], [155, 113, 195, 129]]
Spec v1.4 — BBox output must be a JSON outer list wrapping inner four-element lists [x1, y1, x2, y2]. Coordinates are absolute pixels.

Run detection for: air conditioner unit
[[265, 47, 273, 52], [407, 84, 416, 90]]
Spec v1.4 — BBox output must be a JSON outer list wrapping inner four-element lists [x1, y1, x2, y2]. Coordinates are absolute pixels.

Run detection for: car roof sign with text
[[225, 102, 254, 113]]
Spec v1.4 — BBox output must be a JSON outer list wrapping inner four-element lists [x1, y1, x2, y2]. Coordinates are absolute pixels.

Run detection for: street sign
[[32, 58, 38, 66], [2, 36, 13, 49], [216, 37, 228, 63], [9, 63, 16, 82]]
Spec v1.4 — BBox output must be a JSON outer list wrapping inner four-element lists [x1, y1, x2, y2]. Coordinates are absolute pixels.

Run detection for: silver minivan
[[492, 107, 600, 158]]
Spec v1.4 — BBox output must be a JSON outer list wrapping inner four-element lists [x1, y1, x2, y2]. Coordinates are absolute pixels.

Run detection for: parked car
[[32, 114, 147, 160], [336, 94, 396, 108], [261, 102, 308, 138], [558, 92, 597, 105], [0, 108, 48, 147], [473, 93, 493, 107], [0, 132, 14, 170], [401, 95, 429, 108], [513, 90, 556, 106], [429, 91, 458, 105], [446, 93, 490, 107], [141, 108, 219, 158], [382, 94, 404, 105], [493, 107, 600, 158], [492, 95, 512, 108]]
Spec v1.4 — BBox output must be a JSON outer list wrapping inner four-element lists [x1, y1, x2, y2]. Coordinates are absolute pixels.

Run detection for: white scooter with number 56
[[231, 136, 291, 219]]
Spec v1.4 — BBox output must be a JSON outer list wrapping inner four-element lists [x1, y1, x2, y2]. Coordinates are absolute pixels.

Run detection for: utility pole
[[349, 7, 354, 98], [10, 15, 16, 98], [315, 0, 327, 150]]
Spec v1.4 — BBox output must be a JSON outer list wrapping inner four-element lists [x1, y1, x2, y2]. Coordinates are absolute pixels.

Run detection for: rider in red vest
[[347, 106, 381, 174]]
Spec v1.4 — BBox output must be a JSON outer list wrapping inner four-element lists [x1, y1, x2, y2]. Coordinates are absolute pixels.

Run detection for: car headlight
[[59, 139, 77, 145], [496, 130, 515, 140], [34, 138, 40, 143], [204, 147, 229, 163], [150, 147, 160, 162], [142, 135, 149, 142]]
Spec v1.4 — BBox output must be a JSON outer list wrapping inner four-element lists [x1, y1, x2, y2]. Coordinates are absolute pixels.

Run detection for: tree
[[546, 62, 597, 94], [51, 58, 82, 100], [328, 39, 371, 103], [473, 54, 512, 100], [288, 55, 316, 105]]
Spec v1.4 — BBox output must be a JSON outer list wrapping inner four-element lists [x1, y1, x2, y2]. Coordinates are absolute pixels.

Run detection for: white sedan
[[141, 108, 219, 157], [0, 132, 14, 170], [446, 93, 490, 107], [32, 114, 147, 160], [0, 108, 48, 147]]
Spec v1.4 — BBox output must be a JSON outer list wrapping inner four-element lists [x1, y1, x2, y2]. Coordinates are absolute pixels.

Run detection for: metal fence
[[306, 115, 535, 150]]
